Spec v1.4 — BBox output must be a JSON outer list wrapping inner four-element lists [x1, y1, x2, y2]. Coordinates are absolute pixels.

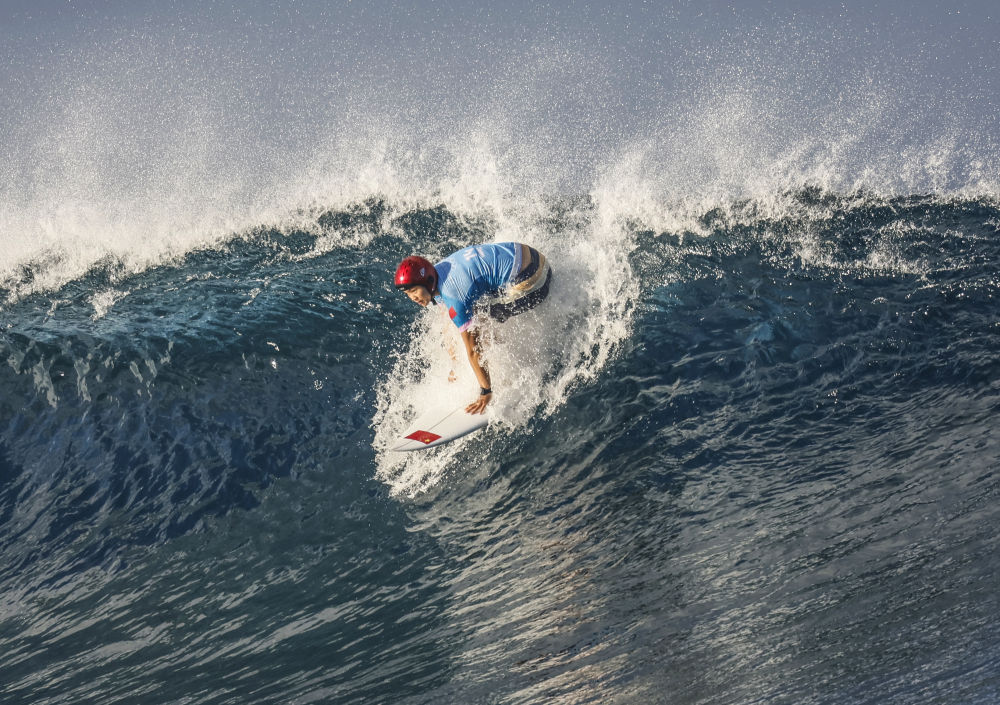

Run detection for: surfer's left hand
[[465, 393, 491, 415]]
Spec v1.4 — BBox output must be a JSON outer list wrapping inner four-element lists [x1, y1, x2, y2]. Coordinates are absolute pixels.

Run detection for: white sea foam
[[2, 25, 997, 306], [371, 183, 642, 496]]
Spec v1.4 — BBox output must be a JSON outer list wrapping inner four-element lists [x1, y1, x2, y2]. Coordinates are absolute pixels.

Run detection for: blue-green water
[[2, 190, 998, 704]]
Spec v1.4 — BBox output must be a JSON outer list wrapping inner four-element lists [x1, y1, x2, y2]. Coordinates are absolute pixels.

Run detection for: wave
[[1, 171, 998, 702], [3, 188, 995, 513]]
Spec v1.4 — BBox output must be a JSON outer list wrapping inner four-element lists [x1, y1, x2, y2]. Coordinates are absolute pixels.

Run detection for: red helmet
[[394, 256, 437, 291]]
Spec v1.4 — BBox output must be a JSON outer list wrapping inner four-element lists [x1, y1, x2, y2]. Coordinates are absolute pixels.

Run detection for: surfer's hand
[[448, 369, 457, 383], [465, 393, 491, 415]]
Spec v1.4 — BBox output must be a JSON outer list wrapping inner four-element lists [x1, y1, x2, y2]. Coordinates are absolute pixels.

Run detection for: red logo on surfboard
[[405, 430, 442, 445]]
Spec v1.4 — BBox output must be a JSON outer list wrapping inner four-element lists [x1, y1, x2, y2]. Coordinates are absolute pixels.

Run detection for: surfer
[[394, 242, 553, 414]]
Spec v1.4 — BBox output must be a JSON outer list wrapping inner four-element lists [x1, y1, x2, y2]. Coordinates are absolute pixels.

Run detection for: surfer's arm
[[461, 328, 492, 414]]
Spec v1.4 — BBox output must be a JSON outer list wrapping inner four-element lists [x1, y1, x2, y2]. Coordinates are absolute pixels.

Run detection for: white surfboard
[[391, 404, 489, 452]]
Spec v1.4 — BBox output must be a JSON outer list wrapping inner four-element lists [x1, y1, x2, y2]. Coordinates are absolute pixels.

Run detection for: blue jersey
[[434, 243, 522, 331]]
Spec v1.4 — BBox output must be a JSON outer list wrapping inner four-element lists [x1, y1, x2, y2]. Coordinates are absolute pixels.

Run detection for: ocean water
[[2, 4, 1000, 703], [2, 182, 998, 703]]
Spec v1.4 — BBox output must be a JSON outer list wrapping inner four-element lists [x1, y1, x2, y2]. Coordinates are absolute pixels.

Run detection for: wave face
[[2, 186, 999, 704]]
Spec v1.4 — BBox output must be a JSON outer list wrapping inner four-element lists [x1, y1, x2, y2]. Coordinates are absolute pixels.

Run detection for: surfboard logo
[[405, 430, 442, 445], [448, 307, 458, 320]]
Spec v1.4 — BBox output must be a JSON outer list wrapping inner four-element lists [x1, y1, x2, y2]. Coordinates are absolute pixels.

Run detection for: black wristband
[[480, 387, 492, 396]]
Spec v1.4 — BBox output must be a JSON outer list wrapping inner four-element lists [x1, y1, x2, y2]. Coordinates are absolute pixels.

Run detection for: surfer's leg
[[489, 266, 552, 322], [489, 245, 552, 322]]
